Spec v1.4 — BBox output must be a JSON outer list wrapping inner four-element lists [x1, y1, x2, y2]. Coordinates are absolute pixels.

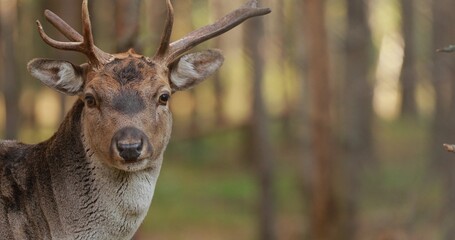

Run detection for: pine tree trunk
[[0, 0, 20, 139], [244, 12, 276, 240], [399, 0, 418, 117], [114, 0, 141, 52], [431, 0, 455, 238], [211, 0, 225, 127], [294, 1, 313, 234], [339, 0, 374, 239], [303, 0, 338, 239]]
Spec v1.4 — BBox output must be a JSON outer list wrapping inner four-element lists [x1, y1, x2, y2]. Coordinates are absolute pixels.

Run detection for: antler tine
[[158, 0, 271, 64], [154, 0, 174, 59], [81, 0, 95, 54], [35, 0, 111, 67], [81, 0, 110, 66], [44, 10, 83, 42], [36, 20, 83, 52]]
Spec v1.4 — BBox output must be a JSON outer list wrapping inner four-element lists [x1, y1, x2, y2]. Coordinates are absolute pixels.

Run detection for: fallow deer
[[0, 0, 270, 239]]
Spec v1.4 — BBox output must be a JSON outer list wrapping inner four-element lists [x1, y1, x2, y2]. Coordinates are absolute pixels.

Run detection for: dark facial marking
[[112, 89, 145, 115], [112, 61, 143, 85]]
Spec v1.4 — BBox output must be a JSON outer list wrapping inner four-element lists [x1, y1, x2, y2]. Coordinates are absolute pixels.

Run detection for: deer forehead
[[88, 55, 169, 85], [84, 56, 171, 114], [87, 57, 169, 91]]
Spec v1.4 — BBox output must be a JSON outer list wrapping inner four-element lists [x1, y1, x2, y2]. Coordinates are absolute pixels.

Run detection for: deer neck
[[45, 100, 162, 239]]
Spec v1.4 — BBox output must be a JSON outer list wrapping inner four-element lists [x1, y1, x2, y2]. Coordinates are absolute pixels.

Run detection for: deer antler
[[36, 0, 111, 67], [154, 0, 174, 58], [153, 0, 271, 64]]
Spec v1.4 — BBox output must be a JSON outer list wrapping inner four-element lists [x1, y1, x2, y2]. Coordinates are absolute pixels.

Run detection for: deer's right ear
[[169, 49, 224, 91], [27, 59, 87, 96]]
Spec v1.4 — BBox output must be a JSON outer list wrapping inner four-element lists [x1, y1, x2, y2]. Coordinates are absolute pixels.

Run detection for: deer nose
[[112, 127, 150, 162], [117, 140, 143, 161]]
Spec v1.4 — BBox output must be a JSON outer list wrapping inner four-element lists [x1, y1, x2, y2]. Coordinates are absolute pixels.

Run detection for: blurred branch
[[437, 45, 455, 53], [443, 144, 455, 153]]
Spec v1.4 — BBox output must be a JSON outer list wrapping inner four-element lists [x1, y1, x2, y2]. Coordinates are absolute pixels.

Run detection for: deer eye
[[158, 93, 170, 105], [84, 94, 97, 108]]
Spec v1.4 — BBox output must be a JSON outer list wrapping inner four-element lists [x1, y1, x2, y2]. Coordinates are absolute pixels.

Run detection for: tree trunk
[[147, 0, 166, 52], [274, 0, 292, 136], [399, 0, 418, 117], [186, 0, 200, 137], [244, 13, 276, 240], [339, 0, 374, 239], [114, 0, 141, 52], [0, 0, 20, 139], [431, 0, 455, 238], [303, 0, 338, 239], [294, 0, 313, 236], [211, 0, 225, 127]]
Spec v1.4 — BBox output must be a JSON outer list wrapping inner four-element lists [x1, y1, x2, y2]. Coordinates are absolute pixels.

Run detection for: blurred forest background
[[1, 0, 455, 239]]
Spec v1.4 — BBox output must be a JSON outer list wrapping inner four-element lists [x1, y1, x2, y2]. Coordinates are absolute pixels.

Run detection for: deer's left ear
[[27, 58, 88, 96], [170, 49, 224, 91]]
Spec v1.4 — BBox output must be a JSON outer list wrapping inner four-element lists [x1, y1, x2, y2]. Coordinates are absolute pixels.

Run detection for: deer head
[[27, 0, 270, 172]]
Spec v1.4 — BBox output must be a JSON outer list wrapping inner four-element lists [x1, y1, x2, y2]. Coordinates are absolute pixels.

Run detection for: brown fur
[[1, 55, 173, 239], [82, 55, 172, 172]]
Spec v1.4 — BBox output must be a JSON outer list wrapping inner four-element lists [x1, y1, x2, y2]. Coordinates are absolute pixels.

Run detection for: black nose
[[117, 140, 143, 161], [112, 127, 150, 162]]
